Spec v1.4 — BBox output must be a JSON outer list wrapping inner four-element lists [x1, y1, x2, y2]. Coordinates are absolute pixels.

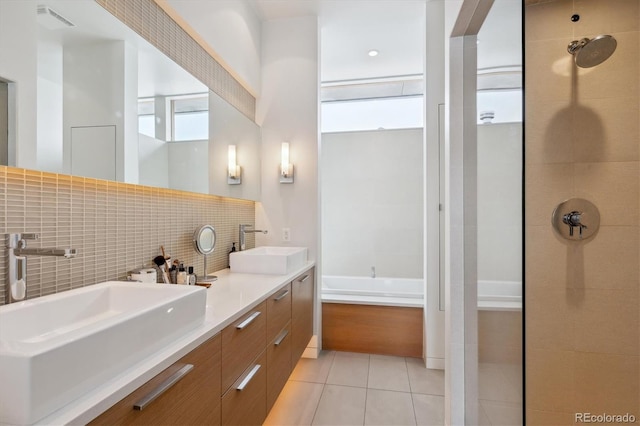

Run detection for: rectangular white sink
[[230, 246, 307, 275], [0, 281, 206, 425]]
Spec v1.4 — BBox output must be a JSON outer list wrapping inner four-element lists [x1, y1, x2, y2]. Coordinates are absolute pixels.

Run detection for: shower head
[[567, 35, 617, 68]]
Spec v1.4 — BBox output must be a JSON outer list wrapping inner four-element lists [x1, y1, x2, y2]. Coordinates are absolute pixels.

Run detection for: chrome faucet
[[371, 266, 376, 278], [239, 224, 268, 251], [6, 233, 77, 304]]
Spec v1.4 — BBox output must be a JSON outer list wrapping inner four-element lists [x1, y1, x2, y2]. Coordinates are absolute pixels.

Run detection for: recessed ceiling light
[[368, 50, 379, 57]]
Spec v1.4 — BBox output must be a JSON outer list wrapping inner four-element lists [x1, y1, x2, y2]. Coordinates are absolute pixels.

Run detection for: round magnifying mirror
[[193, 225, 216, 255]]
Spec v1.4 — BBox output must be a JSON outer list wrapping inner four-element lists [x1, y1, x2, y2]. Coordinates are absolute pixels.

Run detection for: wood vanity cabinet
[[89, 334, 221, 426], [221, 301, 267, 392], [265, 283, 293, 410], [90, 268, 314, 426], [292, 269, 315, 362], [267, 320, 292, 410], [266, 283, 291, 342], [221, 350, 267, 426]]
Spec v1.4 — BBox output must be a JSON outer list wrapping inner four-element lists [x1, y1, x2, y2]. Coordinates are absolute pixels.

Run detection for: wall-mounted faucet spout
[[5, 233, 77, 304], [239, 224, 268, 251], [13, 247, 77, 258]]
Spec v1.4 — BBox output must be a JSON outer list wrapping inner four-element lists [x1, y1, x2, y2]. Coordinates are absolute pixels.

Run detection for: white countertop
[[35, 262, 315, 426]]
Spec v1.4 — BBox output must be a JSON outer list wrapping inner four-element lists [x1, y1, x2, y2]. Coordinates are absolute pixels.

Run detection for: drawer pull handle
[[236, 364, 261, 391], [298, 274, 310, 283], [274, 329, 289, 346], [274, 289, 290, 301], [133, 363, 193, 411], [236, 311, 261, 329]]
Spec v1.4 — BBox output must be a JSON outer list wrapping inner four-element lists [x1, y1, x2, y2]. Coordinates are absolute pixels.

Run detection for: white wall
[[425, 0, 446, 370], [63, 41, 139, 183], [168, 140, 209, 194], [209, 91, 262, 201], [36, 37, 64, 173], [477, 123, 522, 283], [256, 15, 319, 259], [256, 15, 319, 344], [0, 0, 38, 169], [138, 133, 169, 188], [321, 129, 423, 279], [166, 0, 262, 95]]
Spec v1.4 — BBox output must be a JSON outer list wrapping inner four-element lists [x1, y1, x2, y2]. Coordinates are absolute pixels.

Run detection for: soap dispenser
[[176, 263, 187, 285], [228, 242, 237, 268]]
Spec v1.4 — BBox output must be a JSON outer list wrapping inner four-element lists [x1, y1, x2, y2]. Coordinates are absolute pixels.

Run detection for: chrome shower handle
[[552, 198, 600, 242], [562, 210, 587, 237]]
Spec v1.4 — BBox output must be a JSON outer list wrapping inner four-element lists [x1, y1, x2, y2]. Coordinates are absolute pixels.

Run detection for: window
[[171, 95, 208, 141], [138, 99, 155, 138]]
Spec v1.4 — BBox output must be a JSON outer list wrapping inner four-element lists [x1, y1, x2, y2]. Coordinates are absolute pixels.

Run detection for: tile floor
[[264, 351, 444, 426], [264, 351, 523, 426]]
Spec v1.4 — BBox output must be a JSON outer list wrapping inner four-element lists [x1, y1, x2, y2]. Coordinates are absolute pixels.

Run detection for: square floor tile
[[365, 389, 416, 425], [264, 380, 324, 426], [368, 355, 411, 392], [312, 384, 367, 426], [326, 352, 370, 388], [412, 394, 444, 426], [291, 350, 336, 384], [406, 358, 444, 395]]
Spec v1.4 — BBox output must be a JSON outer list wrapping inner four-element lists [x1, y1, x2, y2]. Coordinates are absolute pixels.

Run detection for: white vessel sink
[[230, 246, 307, 275], [0, 281, 206, 425]]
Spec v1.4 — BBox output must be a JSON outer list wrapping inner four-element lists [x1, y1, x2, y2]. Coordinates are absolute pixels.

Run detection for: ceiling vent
[[37, 5, 75, 30]]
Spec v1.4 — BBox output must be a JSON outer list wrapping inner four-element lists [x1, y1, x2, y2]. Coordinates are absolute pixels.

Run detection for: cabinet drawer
[[292, 269, 314, 363], [266, 283, 291, 343], [221, 301, 267, 391], [221, 350, 267, 426], [90, 334, 221, 426], [267, 321, 292, 411]]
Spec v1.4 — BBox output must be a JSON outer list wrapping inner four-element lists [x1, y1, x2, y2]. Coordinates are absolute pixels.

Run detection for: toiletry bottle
[[170, 265, 177, 284], [176, 264, 187, 285], [228, 242, 236, 268], [187, 266, 197, 285]]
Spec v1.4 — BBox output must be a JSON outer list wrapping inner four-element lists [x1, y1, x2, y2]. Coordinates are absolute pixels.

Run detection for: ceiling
[[250, 0, 426, 83], [40, 0, 521, 101], [250, 0, 521, 85]]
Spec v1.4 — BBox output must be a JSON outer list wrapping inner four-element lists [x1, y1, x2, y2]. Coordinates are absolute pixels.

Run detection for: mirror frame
[[193, 225, 216, 255]]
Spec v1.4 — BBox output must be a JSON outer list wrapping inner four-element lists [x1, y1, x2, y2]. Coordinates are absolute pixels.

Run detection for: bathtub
[[321, 275, 424, 307], [321, 275, 424, 357], [477, 280, 522, 311], [322, 276, 521, 311]]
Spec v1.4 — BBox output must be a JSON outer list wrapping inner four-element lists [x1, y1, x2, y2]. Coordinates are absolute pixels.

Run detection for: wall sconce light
[[279, 142, 294, 184], [228, 144, 241, 185]]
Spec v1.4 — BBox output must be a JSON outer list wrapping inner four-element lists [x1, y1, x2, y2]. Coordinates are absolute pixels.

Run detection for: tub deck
[[322, 302, 423, 358]]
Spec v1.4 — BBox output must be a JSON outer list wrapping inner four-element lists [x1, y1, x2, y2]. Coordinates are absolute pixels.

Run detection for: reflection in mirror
[[475, 0, 523, 421], [1, 0, 262, 201], [209, 91, 261, 201], [33, 0, 209, 187], [0, 81, 7, 166]]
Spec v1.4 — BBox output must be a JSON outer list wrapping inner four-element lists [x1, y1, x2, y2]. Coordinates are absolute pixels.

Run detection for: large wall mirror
[[0, 0, 261, 201]]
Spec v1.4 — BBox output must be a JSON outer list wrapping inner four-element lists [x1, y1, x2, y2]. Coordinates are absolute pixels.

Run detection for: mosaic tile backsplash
[[0, 166, 255, 305]]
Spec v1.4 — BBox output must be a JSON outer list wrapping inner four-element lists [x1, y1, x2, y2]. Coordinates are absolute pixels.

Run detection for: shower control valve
[[552, 198, 600, 242], [562, 211, 587, 237]]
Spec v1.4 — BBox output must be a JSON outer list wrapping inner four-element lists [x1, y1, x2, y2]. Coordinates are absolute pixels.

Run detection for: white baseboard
[[427, 357, 445, 370]]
